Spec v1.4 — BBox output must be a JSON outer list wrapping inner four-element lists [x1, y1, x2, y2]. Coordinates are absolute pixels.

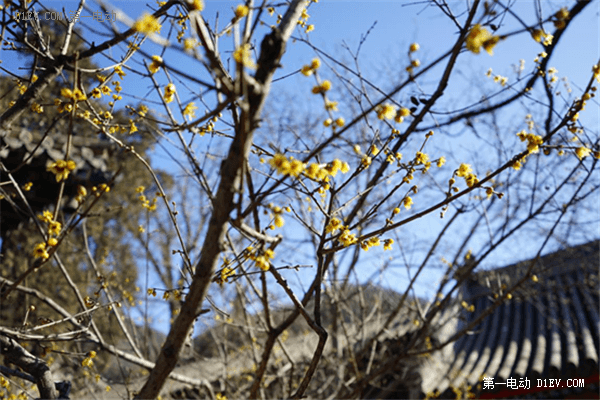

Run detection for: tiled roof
[[424, 241, 599, 399]]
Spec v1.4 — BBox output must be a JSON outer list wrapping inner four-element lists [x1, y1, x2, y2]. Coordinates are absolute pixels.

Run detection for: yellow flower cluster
[[33, 242, 50, 260], [149, 55, 162, 74], [301, 58, 321, 76], [415, 151, 429, 165], [248, 248, 274, 271], [395, 107, 411, 124], [575, 146, 591, 160], [376, 103, 396, 120], [360, 236, 382, 251], [312, 80, 331, 94], [517, 130, 543, 154], [383, 238, 394, 251], [114, 65, 126, 79], [183, 102, 198, 120], [234, 4, 248, 19], [81, 351, 97, 368], [323, 117, 345, 127], [233, 43, 256, 69], [338, 228, 358, 247], [461, 300, 475, 312], [133, 13, 162, 34], [265, 204, 287, 228], [136, 186, 158, 211], [325, 217, 342, 234], [189, 0, 204, 11], [218, 266, 236, 285], [269, 154, 306, 177], [553, 7, 569, 29], [163, 83, 176, 103], [270, 154, 349, 182], [47, 159, 76, 182], [531, 29, 553, 46], [60, 87, 87, 102], [466, 24, 500, 55], [297, 7, 313, 33], [455, 163, 479, 188]]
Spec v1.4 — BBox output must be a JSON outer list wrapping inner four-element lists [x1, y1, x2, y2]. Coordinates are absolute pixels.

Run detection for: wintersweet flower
[[33, 243, 49, 260], [183, 102, 198, 120], [466, 24, 499, 55], [576, 146, 591, 160], [376, 103, 396, 120], [47, 159, 76, 182], [415, 152, 429, 164], [456, 163, 472, 177], [133, 13, 162, 34], [383, 238, 394, 251], [189, 0, 204, 11], [234, 4, 248, 19], [149, 55, 162, 74], [233, 43, 256, 68], [163, 83, 176, 103]]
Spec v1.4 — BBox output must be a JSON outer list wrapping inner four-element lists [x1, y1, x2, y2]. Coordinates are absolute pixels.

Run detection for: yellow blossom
[[39, 210, 54, 223], [325, 217, 342, 234], [129, 120, 138, 134], [415, 152, 429, 164], [376, 103, 396, 120], [234, 4, 248, 19], [466, 24, 499, 55], [335, 117, 345, 127], [398, 107, 411, 117], [149, 55, 162, 74], [383, 238, 394, 251], [325, 100, 338, 111], [183, 102, 198, 120], [456, 163, 472, 177], [288, 159, 306, 177], [189, 0, 204, 11], [312, 80, 331, 94], [576, 146, 591, 160], [60, 88, 73, 99], [133, 13, 162, 34], [403, 196, 413, 209], [367, 236, 380, 247], [163, 83, 176, 103], [233, 43, 256, 69], [512, 159, 523, 170], [48, 221, 62, 236], [184, 38, 197, 51], [409, 43, 419, 52], [301, 65, 314, 76], [338, 228, 358, 247], [361, 156, 372, 168], [33, 242, 50, 260], [274, 214, 285, 228], [269, 154, 291, 175], [437, 157, 446, 167], [47, 159, 76, 182]]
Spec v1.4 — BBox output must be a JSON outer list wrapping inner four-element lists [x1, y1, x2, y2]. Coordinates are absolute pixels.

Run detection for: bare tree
[[1, 0, 598, 399]]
